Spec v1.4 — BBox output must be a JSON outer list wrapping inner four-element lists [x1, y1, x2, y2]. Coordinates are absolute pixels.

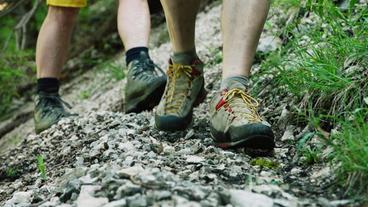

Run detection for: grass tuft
[[332, 112, 368, 197], [36, 155, 47, 180]]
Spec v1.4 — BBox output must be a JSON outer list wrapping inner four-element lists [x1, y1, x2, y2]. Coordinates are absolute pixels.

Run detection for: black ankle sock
[[125, 47, 149, 66], [37, 78, 60, 94]]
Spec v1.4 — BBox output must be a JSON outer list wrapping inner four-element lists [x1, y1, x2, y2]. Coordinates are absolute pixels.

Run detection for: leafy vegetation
[[5, 167, 19, 179], [332, 112, 368, 197], [255, 0, 368, 198]]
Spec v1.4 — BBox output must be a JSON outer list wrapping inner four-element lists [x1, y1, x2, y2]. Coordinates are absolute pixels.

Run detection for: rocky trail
[[0, 4, 356, 207]]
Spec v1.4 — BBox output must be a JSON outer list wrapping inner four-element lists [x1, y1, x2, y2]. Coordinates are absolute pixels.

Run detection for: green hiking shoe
[[155, 59, 207, 131], [34, 92, 75, 134], [209, 87, 275, 150], [125, 51, 167, 113]]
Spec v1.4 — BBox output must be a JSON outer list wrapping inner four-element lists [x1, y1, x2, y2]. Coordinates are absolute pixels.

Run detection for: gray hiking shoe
[[125, 51, 167, 113], [34, 92, 75, 134], [155, 59, 207, 131], [209, 87, 275, 150]]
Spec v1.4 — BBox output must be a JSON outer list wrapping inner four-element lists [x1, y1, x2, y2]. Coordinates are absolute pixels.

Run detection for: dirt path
[[0, 4, 355, 207]]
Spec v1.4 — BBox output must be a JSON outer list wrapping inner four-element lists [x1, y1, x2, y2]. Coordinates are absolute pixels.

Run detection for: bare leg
[[36, 6, 79, 78], [222, 0, 270, 78], [118, 0, 150, 50], [160, 0, 200, 53]]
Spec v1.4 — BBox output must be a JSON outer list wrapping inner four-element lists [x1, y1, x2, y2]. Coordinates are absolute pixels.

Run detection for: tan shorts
[[47, 0, 87, 8]]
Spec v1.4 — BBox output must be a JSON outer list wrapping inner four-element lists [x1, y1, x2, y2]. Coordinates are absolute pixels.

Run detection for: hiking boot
[[125, 51, 167, 113], [155, 59, 207, 131], [34, 92, 75, 134], [209, 87, 275, 150]]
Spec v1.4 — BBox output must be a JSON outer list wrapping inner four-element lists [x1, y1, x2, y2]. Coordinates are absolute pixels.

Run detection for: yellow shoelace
[[223, 88, 262, 122], [165, 63, 194, 113]]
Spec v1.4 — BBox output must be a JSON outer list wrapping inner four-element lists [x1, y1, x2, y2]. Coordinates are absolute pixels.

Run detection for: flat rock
[[118, 165, 144, 178], [76, 185, 109, 207], [5, 191, 33, 206], [229, 189, 274, 207], [185, 155, 205, 164]]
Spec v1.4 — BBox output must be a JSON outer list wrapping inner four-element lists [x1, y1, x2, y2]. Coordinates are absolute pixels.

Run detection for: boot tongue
[[221, 76, 249, 91]]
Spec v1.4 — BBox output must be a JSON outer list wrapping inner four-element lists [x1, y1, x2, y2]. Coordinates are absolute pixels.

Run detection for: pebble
[[118, 165, 144, 178], [103, 199, 127, 207], [185, 155, 205, 164]]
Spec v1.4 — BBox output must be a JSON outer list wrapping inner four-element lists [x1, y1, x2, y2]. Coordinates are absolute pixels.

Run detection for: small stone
[[185, 130, 195, 139], [5, 191, 33, 205], [281, 126, 295, 142], [103, 199, 127, 207], [229, 190, 273, 207], [56, 204, 73, 207], [118, 165, 144, 178], [200, 192, 220, 207], [311, 167, 331, 180], [126, 194, 147, 207], [173, 195, 201, 207], [59, 179, 82, 202], [277, 105, 290, 130], [153, 191, 172, 201], [290, 168, 302, 175], [76, 185, 108, 207], [150, 142, 163, 154], [257, 35, 282, 53], [39, 197, 61, 207], [163, 144, 175, 154], [115, 181, 142, 197], [185, 155, 205, 164]]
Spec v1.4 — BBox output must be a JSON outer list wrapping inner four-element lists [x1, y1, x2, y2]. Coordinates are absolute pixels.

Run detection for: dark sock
[[37, 78, 60, 94], [221, 75, 249, 90], [125, 47, 149, 66]]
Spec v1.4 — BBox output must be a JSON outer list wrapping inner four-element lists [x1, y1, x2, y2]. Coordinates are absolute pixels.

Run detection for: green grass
[[105, 62, 125, 81], [5, 167, 19, 179], [259, 1, 368, 118], [295, 132, 322, 165], [332, 112, 368, 198], [36, 155, 47, 180], [255, 0, 368, 199], [0, 50, 35, 116], [79, 89, 92, 100]]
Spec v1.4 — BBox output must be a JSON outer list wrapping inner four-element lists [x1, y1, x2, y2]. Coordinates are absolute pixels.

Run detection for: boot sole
[[214, 135, 275, 150], [210, 125, 275, 151]]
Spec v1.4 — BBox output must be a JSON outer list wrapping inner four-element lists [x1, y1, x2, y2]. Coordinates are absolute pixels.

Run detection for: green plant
[[106, 62, 125, 81], [36, 155, 47, 180], [332, 112, 368, 197], [252, 1, 368, 199], [295, 132, 321, 165], [256, 1, 368, 119], [79, 89, 92, 100], [250, 158, 279, 169], [5, 167, 19, 178], [0, 50, 34, 116]]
